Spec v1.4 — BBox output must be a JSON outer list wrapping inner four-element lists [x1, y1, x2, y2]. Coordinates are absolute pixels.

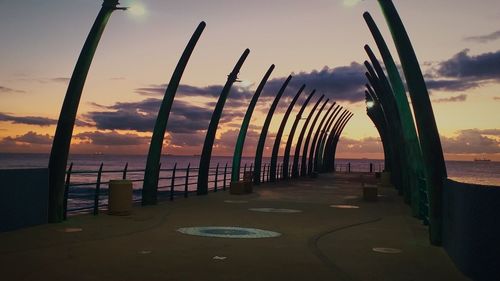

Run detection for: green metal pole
[[364, 12, 428, 219], [316, 106, 343, 172], [292, 94, 324, 178], [307, 102, 335, 176], [269, 85, 305, 182], [48, 0, 123, 223], [377, 0, 447, 245], [253, 75, 292, 185], [324, 110, 349, 172], [282, 90, 316, 179], [142, 22, 206, 205], [301, 99, 329, 176], [365, 91, 391, 172], [365, 45, 419, 213], [231, 65, 275, 182], [197, 49, 250, 195], [330, 113, 353, 165]]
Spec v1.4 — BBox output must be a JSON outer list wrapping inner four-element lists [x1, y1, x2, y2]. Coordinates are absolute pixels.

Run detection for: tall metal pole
[[300, 99, 329, 176], [282, 90, 316, 179], [253, 76, 292, 184], [316, 106, 343, 172], [142, 22, 206, 205], [364, 12, 427, 218], [377, 0, 447, 245], [231, 65, 275, 182], [269, 85, 305, 182], [291, 95, 324, 178], [324, 110, 350, 172], [307, 102, 335, 176], [197, 49, 250, 195], [48, 0, 124, 222]]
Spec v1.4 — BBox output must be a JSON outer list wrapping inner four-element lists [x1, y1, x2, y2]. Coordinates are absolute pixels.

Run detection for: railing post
[[223, 162, 228, 191], [122, 162, 128, 179], [243, 163, 247, 179], [214, 163, 219, 192], [262, 163, 266, 183], [348, 162, 351, 173], [63, 162, 73, 220], [170, 163, 177, 201], [93, 163, 104, 216], [267, 164, 270, 182], [184, 163, 190, 198], [370, 163, 373, 173]]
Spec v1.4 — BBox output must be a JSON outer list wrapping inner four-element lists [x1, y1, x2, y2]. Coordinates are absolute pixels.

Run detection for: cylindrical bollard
[[108, 180, 133, 216], [380, 172, 392, 187]]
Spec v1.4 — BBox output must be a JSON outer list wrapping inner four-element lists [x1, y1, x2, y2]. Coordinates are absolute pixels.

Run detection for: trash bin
[[380, 172, 391, 187], [108, 180, 133, 215]]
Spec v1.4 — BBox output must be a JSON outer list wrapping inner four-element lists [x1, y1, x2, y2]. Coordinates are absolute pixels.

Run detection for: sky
[[0, 0, 499, 161]]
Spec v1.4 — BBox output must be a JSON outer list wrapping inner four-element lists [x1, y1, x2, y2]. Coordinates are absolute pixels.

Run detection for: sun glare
[[342, 0, 362, 8], [128, 2, 147, 17]]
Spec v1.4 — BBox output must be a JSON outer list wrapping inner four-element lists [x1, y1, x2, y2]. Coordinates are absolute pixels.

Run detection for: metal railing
[[334, 162, 384, 173], [63, 161, 290, 217]]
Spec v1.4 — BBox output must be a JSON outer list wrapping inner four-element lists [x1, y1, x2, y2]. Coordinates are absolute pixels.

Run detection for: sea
[[1, 153, 498, 213], [1, 153, 498, 186]]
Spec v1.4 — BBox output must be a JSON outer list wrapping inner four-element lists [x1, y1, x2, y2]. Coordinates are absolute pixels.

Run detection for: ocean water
[[0, 153, 498, 186], [1, 153, 498, 214]]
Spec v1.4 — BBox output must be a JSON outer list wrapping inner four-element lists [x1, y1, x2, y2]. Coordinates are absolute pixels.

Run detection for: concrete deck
[[0, 173, 469, 281]]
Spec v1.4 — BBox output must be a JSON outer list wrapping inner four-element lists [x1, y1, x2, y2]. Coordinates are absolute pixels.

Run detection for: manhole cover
[[372, 247, 402, 254], [61, 227, 83, 233], [224, 200, 248, 204], [177, 226, 281, 238], [330, 204, 360, 209], [248, 208, 302, 213]]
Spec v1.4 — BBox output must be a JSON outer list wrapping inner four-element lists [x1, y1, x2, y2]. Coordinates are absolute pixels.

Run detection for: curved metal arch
[[329, 113, 354, 166], [323, 110, 350, 172], [365, 90, 391, 172], [307, 102, 336, 176], [269, 85, 305, 182], [231, 65, 275, 182], [316, 106, 344, 173], [300, 99, 329, 176], [365, 45, 418, 212], [48, 0, 123, 222], [282, 90, 316, 180], [377, 0, 447, 245], [291, 94, 324, 178], [364, 12, 427, 217], [253, 75, 293, 184], [142, 22, 206, 205], [197, 49, 250, 195]]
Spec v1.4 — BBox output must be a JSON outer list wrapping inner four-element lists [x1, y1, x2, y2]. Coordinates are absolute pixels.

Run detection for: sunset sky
[[0, 0, 499, 161]]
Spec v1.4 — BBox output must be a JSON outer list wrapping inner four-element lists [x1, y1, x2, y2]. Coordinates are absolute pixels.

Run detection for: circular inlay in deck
[[372, 247, 402, 254], [177, 226, 281, 239], [248, 208, 302, 213], [343, 195, 359, 200], [330, 204, 360, 209], [224, 200, 248, 204]]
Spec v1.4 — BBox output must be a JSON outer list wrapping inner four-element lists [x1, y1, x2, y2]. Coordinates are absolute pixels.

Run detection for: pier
[[0, 173, 467, 281]]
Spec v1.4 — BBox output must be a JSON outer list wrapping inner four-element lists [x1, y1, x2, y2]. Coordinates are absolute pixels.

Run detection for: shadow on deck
[[0, 173, 468, 281]]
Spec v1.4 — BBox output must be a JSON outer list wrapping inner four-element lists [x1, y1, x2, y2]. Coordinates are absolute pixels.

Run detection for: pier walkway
[[0, 173, 468, 281]]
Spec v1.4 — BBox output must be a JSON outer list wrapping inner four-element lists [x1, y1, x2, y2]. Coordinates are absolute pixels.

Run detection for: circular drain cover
[[224, 200, 248, 204], [61, 227, 83, 233], [343, 196, 359, 200], [372, 247, 402, 254], [177, 226, 281, 239], [248, 208, 302, 213], [330, 204, 360, 209]]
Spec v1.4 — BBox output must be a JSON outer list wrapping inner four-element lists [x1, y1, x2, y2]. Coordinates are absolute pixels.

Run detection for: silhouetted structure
[[253, 76, 292, 184], [47, 0, 125, 222], [301, 99, 329, 176], [231, 65, 275, 182], [269, 85, 305, 182], [197, 49, 250, 195], [282, 90, 316, 179], [142, 22, 206, 205]]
